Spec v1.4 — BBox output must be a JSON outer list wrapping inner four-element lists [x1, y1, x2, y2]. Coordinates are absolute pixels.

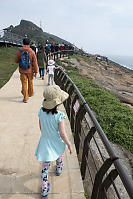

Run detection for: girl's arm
[[39, 118, 41, 131], [59, 119, 72, 154], [46, 68, 49, 74]]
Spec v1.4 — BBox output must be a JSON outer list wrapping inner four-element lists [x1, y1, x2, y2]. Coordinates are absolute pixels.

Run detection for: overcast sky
[[0, 0, 133, 56]]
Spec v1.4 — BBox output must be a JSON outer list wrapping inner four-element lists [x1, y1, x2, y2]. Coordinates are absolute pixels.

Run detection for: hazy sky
[[1, 0, 133, 56]]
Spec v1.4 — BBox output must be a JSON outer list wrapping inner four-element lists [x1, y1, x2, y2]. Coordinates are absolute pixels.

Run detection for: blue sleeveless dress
[[35, 108, 66, 162]]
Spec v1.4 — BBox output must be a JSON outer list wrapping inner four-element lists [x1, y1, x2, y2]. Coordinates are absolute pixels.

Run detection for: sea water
[[108, 55, 133, 71]]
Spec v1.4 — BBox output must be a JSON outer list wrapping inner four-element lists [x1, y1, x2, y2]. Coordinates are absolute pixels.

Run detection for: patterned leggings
[[41, 156, 62, 196]]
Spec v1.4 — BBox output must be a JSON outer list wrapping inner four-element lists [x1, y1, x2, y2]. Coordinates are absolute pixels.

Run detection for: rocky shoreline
[[70, 55, 133, 108]]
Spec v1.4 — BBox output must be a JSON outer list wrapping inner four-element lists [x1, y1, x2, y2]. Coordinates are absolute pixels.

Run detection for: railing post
[[91, 157, 118, 199], [57, 52, 58, 59], [54, 53, 56, 61], [55, 70, 64, 87], [66, 86, 74, 119], [71, 95, 79, 132], [63, 50, 65, 57], [64, 80, 70, 92], [97, 169, 118, 199], [74, 104, 86, 154], [60, 75, 67, 90], [80, 127, 96, 180], [63, 80, 70, 108]]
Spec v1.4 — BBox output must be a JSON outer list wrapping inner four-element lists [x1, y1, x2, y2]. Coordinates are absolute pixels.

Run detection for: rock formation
[[70, 55, 133, 107]]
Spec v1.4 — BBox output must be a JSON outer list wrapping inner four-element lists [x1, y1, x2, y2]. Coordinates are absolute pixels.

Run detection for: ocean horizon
[[107, 55, 133, 71]]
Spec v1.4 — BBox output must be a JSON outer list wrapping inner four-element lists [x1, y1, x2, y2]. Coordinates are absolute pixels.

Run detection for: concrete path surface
[[0, 69, 85, 199]]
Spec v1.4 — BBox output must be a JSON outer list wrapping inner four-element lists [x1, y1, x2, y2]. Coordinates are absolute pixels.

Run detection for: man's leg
[[20, 73, 28, 101], [27, 73, 33, 97], [41, 162, 50, 197], [42, 68, 44, 79], [39, 68, 42, 78]]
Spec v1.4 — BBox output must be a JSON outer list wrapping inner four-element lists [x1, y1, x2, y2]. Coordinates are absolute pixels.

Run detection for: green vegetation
[[69, 54, 81, 62], [101, 61, 107, 65], [69, 54, 97, 65], [0, 47, 18, 88], [84, 192, 88, 198], [63, 59, 133, 153], [11, 20, 46, 44], [55, 59, 63, 66]]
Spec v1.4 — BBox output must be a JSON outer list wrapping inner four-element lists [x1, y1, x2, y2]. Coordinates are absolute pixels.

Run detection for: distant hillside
[[44, 32, 71, 45], [9, 19, 71, 45]]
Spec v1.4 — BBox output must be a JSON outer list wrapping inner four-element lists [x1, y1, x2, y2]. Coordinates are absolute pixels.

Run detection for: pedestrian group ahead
[[14, 38, 65, 103]]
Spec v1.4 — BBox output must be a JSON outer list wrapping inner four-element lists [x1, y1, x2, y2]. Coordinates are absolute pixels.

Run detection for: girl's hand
[[59, 120, 72, 155], [67, 143, 72, 155]]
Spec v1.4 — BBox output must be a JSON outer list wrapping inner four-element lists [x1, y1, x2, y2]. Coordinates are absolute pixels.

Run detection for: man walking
[[14, 38, 38, 103], [30, 40, 37, 54]]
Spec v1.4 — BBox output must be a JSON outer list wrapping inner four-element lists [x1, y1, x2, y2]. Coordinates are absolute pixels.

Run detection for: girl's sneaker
[[42, 195, 49, 199], [41, 183, 50, 198]]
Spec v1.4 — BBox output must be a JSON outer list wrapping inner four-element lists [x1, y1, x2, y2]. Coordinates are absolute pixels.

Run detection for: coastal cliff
[[69, 54, 133, 108]]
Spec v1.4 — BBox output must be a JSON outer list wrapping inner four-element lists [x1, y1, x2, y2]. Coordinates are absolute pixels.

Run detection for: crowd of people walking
[[44, 40, 74, 55], [14, 38, 72, 103]]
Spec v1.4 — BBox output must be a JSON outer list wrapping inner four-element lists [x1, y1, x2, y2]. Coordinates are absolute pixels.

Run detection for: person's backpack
[[19, 49, 31, 70]]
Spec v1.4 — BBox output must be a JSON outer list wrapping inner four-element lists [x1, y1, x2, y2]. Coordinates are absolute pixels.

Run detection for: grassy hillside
[[11, 20, 46, 44], [56, 57, 133, 153], [0, 47, 18, 88]]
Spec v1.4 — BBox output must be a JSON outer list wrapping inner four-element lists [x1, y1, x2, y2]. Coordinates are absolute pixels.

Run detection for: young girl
[[35, 85, 72, 198], [46, 58, 60, 85]]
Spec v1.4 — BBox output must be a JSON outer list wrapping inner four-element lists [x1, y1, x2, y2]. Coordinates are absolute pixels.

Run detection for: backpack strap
[[19, 49, 23, 53]]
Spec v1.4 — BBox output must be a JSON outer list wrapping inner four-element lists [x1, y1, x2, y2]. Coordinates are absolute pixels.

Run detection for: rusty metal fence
[[47, 49, 74, 61], [49, 51, 133, 199]]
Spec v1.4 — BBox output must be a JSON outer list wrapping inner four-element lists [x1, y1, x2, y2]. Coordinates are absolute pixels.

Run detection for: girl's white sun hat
[[48, 60, 55, 66], [42, 85, 69, 109]]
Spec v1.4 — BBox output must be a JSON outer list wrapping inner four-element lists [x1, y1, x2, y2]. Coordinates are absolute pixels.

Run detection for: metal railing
[[0, 30, 23, 46], [50, 51, 133, 199], [47, 50, 74, 61]]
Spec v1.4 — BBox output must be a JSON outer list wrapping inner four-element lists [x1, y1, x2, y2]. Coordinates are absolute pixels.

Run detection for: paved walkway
[[0, 69, 85, 199]]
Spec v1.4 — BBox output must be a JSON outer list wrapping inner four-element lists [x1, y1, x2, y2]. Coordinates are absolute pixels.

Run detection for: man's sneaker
[[23, 99, 28, 103]]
